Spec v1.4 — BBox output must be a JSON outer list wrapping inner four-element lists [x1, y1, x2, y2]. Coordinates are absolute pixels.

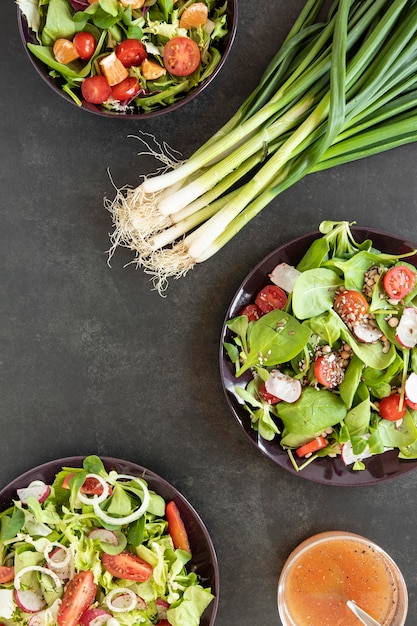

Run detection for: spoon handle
[[346, 600, 382, 626]]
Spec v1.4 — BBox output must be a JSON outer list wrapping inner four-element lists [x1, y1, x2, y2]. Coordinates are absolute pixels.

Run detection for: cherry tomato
[[163, 37, 201, 77], [57, 571, 97, 626], [81, 75, 111, 104], [383, 265, 416, 300], [166, 501, 191, 553], [255, 285, 287, 314], [333, 289, 368, 324], [116, 39, 147, 68], [379, 393, 407, 421], [0, 566, 14, 584], [73, 31, 97, 61], [296, 436, 327, 458], [258, 381, 281, 404], [102, 551, 153, 581], [239, 303, 263, 322], [62, 473, 112, 496], [111, 77, 141, 101], [314, 354, 344, 389]]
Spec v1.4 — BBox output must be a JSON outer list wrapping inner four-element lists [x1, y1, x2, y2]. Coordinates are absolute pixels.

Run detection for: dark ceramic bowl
[[17, 1, 237, 119], [219, 227, 417, 487], [0, 456, 219, 625]]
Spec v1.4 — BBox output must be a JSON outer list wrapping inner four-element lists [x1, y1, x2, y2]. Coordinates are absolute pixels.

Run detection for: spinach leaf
[[41, 0, 77, 45], [339, 322, 396, 370], [345, 397, 371, 436], [378, 411, 417, 448], [339, 354, 364, 408], [296, 237, 329, 271], [278, 387, 347, 435], [308, 310, 341, 346], [27, 44, 82, 82], [292, 268, 343, 319]]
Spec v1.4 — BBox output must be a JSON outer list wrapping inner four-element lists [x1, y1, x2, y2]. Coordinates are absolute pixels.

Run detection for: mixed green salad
[[17, 0, 229, 113], [0, 455, 214, 625], [224, 221, 417, 472]]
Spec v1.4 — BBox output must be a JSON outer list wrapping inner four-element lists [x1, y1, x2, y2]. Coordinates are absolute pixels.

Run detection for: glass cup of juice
[[277, 531, 408, 625]]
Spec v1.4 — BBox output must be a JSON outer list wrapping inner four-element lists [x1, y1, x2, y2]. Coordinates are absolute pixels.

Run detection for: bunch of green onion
[[107, 0, 417, 292]]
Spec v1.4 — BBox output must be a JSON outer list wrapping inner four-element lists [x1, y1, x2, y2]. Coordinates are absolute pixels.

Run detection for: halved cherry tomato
[[73, 32, 97, 61], [57, 571, 97, 626], [111, 77, 140, 101], [258, 381, 281, 405], [81, 75, 111, 104], [163, 37, 201, 77], [255, 285, 287, 314], [379, 393, 407, 421], [383, 266, 416, 300], [102, 551, 153, 581], [165, 501, 191, 553], [0, 566, 14, 583], [62, 473, 112, 496], [116, 39, 147, 68], [314, 355, 344, 389], [333, 289, 368, 324], [296, 436, 327, 458], [239, 303, 263, 322]]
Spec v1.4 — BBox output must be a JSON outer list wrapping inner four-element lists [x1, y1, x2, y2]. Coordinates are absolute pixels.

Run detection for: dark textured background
[[2, 1, 417, 623]]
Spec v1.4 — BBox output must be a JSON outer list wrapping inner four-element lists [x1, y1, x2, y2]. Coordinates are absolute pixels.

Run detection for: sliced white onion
[[92, 475, 150, 526], [14, 565, 63, 591], [77, 474, 110, 505], [105, 588, 137, 613], [44, 543, 71, 570]]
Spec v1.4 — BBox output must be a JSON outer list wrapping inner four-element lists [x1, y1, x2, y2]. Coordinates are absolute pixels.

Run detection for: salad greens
[[0, 455, 214, 625], [224, 221, 417, 472], [17, 0, 229, 113]]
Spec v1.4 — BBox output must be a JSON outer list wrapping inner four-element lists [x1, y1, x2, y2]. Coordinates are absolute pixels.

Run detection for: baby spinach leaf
[[339, 354, 364, 408], [27, 44, 82, 82], [378, 412, 417, 448], [332, 251, 380, 291], [339, 324, 396, 370], [41, 0, 77, 45], [345, 398, 371, 436], [236, 309, 311, 376], [278, 387, 347, 435], [296, 237, 330, 271], [292, 268, 343, 319], [308, 310, 341, 346]]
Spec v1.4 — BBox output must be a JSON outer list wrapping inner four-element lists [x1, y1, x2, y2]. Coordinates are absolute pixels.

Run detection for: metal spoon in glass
[[346, 600, 382, 626]]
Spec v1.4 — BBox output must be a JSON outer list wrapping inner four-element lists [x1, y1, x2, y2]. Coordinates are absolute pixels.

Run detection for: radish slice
[[88, 528, 119, 546], [44, 543, 71, 570], [77, 474, 110, 505], [265, 369, 302, 403], [14, 588, 46, 613], [28, 614, 44, 626], [105, 588, 137, 612], [269, 263, 301, 293], [17, 481, 51, 505], [156, 598, 169, 619], [395, 307, 417, 348], [341, 440, 372, 466], [353, 322, 383, 343], [405, 372, 417, 403], [92, 475, 150, 526], [80, 607, 113, 626]]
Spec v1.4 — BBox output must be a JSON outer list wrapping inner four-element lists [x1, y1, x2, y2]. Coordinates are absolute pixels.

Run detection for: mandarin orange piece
[[99, 52, 129, 86], [53, 39, 80, 64], [141, 59, 167, 80], [179, 2, 208, 29]]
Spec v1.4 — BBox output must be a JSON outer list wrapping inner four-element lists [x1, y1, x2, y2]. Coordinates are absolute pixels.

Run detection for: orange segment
[[141, 59, 167, 80], [120, 0, 146, 7], [99, 52, 129, 86], [53, 39, 80, 64], [179, 3, 209, 29]]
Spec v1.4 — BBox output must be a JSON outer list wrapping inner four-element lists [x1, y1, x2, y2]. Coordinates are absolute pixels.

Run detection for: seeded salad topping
[[223, 221, 417, 471], [17, 0, 229, 113]]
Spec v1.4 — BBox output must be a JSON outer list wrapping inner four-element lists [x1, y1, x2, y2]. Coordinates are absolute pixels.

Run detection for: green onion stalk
[[107, 0, 417, 292]]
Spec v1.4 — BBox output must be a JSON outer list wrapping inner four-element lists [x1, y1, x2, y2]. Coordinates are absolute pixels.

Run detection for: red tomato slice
[[73, 32, 97, 61], [102, 551, 153, 581], [0, 566, 14, 583], [111, 77, 140, 101], [255, 285, 287, 314], [333, 289, 368, 324], [62, 473, 112, 496], [296, 436, 327, 458], [165, 501, 191, 553], [81, 75, 111, 104], [258, 381, 281, 405], [57, 571, 97, 626], [379, 393, 407, 421], [314, 355, 344, 389], [239, 303, 263, 322], [116, 39, 148, 68], [163, 37, 201, 77], [383, 266, 416, 300]]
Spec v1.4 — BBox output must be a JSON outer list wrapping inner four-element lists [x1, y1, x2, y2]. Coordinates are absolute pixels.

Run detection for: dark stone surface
[[1, 1, 417, 624]]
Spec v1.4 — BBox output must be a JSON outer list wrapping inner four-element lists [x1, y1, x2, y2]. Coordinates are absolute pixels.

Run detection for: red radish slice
[[265, 369, 302, 403], [105, 588, 137, 612], [269, 263, 301, 293], [395, 307, 417, 348], [405, 372, 417, 404], [88, 528, 119, 546], [14, 589, 46, 613], [353, 322, 383, 343], [28, 614, 44, 626], [16, 481, 51, 505], [341, 440, 372, 466], [45, 545, 72, 580], [80, 607, 112, 626], [157, 597, 169, 619]]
